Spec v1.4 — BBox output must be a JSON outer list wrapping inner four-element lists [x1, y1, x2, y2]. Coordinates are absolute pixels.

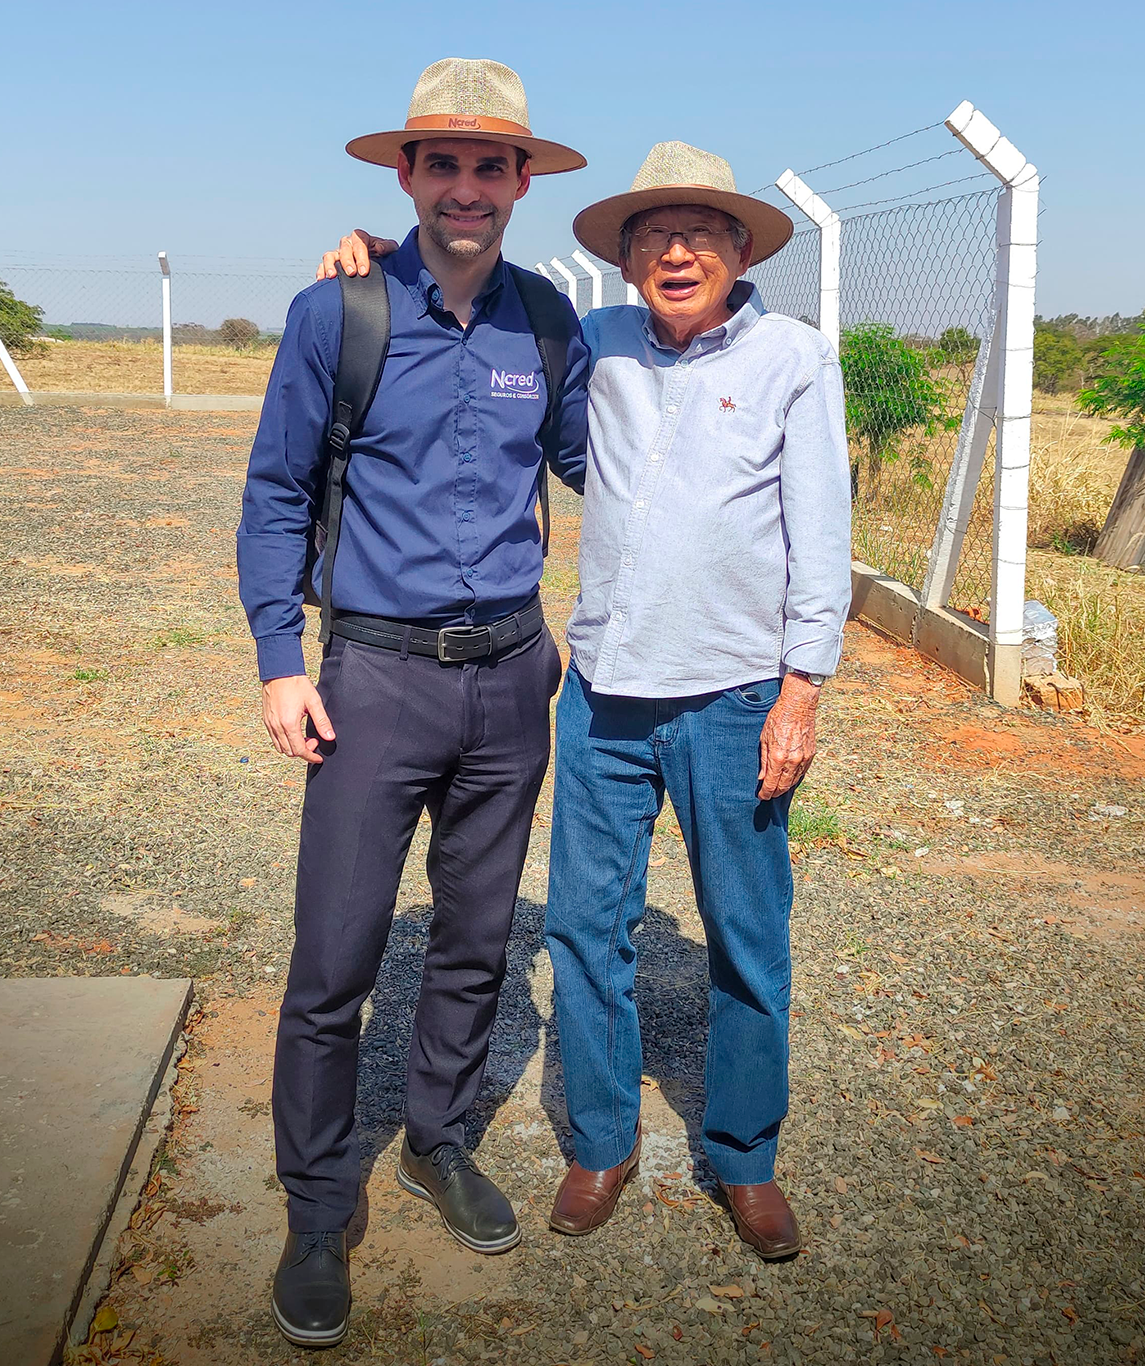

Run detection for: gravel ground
[[1, 407, 1143, 1366]]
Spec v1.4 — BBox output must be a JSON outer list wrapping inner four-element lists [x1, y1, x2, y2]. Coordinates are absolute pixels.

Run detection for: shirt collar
[[393, 227, 507, 316], [640, 280, 766, 356]]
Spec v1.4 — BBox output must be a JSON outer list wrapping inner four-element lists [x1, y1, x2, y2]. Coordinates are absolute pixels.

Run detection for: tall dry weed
[[1027, 404, 1126, 553]]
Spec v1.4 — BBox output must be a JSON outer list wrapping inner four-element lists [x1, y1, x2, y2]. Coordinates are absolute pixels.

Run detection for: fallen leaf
[[671, 1325, 683, 1341], [649, 856, 666, 868], [695, 1296, 723, 1313], [92, 1306, 119, 1333], [130, 1263, 155, 1286], [710, 1284, 745, 1298], [1062, 1305, 1078, 1325], [915, 1148, 946, 1164], [239, 877, 257, 888], [840, 1025, 865, 1041], [952, 1115, 975, 1127], [635, 1345, 654, 1359], [875, 1308, 894, 1333], [834, 1176, 848, 1195], [509, 1324, 536, 1337]]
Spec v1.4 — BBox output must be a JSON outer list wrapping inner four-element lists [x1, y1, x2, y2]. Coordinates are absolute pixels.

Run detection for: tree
[[218, 317, 260, 349], [839, 323, 955, 500], [0, 279, 44, 353], [1080, 325, 1145, 569], [935, 326, 980, 366], [1033, 324, 1086, 394]]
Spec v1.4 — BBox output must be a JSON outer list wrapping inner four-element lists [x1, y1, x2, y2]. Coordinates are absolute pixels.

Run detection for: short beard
[[421, 203, 510, 260]]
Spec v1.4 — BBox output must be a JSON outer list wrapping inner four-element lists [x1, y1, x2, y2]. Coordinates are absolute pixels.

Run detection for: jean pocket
[[730, 678, 781, 710]]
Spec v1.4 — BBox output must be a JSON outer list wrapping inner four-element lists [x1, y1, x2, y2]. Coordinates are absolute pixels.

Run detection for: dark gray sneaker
[[397, 1137, 521, 1254], [271, 1230, 350, 1348]]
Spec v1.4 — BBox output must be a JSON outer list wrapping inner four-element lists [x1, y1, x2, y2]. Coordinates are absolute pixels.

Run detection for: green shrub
[[839, 323, 956, 500], [1078, 325, 1145, 450], [0, 279, 44, 353]]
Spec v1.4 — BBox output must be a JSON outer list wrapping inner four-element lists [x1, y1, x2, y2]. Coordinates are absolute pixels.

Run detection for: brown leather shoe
[[549, 1123, 642, 1235], [718, 1178, 802, 1259]]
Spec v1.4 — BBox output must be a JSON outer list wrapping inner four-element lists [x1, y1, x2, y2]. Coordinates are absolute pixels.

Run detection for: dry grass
[[1027, 550, 1145, 723], [1028, 394, 1128, 552], [15, 339, 275, 396]]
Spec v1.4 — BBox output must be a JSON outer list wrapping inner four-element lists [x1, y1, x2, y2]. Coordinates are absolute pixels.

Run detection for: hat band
[[403, 113, 533, 138]]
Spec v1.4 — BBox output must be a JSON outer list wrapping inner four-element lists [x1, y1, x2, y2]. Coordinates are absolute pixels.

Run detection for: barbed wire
[[749, 119, 946, 196], [819, 148, 963, 195], [835, 174, 994, 215]]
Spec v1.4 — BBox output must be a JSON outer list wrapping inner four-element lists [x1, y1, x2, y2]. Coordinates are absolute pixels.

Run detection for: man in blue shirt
[[237, 59, 587, 1347]]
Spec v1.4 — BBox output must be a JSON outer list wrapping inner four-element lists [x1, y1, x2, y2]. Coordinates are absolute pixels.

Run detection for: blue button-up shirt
[[237, 229, 588, 680], [568, 284, 851, 697]]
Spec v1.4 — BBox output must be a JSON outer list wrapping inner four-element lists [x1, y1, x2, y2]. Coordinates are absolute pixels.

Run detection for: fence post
[[534, 262, 555, 281], [921, 315, 1000, 610], [548, 257, 579, 314], [571, 250, 603, 311], [0, 338, 34, 406], [158, 252, 172, 405], [775, 169, 840, 353], [946, 101, 1039, 708]]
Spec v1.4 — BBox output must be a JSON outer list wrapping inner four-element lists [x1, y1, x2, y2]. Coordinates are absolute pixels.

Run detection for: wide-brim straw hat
[[346, 57, 586, 176], [573, 142, 793, 267]]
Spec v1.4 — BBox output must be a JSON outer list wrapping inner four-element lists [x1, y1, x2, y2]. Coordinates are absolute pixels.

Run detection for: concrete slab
[[0, 391, 263, 411], [0, 976, 193, 1366]]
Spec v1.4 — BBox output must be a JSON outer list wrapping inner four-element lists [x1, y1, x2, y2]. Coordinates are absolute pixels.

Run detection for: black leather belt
[[330, 597, 545, 663]]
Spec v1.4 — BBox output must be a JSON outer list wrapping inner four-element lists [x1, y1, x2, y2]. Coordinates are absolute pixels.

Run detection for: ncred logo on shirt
[[490, 368, 541, 400]]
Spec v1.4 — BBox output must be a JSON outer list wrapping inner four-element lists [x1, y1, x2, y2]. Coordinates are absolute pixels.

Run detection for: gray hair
[[618, 207, 750, 261]]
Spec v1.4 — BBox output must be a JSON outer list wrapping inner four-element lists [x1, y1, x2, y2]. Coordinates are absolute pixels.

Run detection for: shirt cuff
[[255, 633, 307, 682], [780, 623, 844, 678]]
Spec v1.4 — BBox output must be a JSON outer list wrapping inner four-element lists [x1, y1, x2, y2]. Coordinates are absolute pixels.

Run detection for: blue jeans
[[545, 667, 794, 1185]]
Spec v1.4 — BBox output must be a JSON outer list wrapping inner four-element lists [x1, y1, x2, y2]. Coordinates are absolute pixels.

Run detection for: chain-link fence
[[0, 254, 309, 397]]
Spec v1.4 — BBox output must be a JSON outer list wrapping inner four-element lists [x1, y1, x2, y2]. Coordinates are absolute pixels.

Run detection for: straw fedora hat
[[573, 142, 793, 267], [346, 58, 586, 176]]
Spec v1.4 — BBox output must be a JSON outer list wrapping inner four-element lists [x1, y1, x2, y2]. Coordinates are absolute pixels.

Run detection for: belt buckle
[[437, 624, 493, 663]]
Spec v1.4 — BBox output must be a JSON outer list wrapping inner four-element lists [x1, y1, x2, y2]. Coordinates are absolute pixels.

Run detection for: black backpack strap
[[317, 263, 391, 643], [508, 264, 576, 557]]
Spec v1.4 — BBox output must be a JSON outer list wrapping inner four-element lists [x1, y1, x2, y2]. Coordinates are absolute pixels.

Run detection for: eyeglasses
[[632, 226, 734, 254]]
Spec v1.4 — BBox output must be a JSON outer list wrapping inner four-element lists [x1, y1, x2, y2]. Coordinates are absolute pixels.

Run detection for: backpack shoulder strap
[[317, 264, 391, 642], [508, 264, 577, 557]]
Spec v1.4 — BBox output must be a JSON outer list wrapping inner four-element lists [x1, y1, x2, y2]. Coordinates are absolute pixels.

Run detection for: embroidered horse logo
[[719, 396, 736, 413]]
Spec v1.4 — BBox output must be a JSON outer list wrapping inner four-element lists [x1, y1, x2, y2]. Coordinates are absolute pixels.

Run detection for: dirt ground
[[1, 407, 1143, 1366]]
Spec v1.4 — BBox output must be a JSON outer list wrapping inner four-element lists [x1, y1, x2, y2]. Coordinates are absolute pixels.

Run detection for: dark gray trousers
[[273, 626, 561, 1232]]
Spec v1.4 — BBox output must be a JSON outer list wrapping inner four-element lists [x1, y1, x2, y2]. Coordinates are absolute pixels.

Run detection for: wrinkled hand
[[262, 675, 335, 764], [315, 229, 399, 281], [757, 674, 820, 800]]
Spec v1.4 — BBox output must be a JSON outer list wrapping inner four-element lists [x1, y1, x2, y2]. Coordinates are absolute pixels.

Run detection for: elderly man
[[320, 141, 851, 1258]]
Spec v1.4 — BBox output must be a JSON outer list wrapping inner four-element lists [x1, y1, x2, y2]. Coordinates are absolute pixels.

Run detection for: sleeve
[[545, 297, 589, 494], [778, 353, 853, 676], [236, 286, 338, 681]]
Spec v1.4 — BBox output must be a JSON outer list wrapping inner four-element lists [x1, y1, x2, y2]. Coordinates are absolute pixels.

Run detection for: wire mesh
[[838, 188, 999, 616]]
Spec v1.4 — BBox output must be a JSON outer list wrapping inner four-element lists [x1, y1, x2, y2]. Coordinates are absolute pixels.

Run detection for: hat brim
[[346, 127, 586, 176], [573, 186, 794, 268]]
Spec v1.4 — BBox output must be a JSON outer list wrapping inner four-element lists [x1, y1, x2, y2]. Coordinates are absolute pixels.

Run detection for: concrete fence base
[[849, 560, 992, 695]]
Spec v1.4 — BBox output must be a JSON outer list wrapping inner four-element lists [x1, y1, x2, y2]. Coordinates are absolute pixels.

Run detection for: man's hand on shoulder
[[757, 673, 820, 801], [262, 675, 335, 764], [315, 229, 400, 281]]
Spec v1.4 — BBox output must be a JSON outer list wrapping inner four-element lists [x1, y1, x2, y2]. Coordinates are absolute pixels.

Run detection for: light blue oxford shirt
[[567, 282, 852, 699]]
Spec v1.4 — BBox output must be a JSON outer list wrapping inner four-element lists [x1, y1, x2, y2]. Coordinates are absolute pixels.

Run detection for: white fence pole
[[0, 338, 34, 405], [570, 250, 603, 311], [158, 252, 172, 405], [946, 101, 1039, 707], [922, 316, 1000, 611], [775, 169, 840, 353], [625, 283, 641, 306], [534, 262, 554, 281], [548, 257, 579, 315]]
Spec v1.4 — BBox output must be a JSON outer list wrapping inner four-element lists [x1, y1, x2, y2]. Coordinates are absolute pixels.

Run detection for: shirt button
[[462, 452, 474, 462], [649, 453, 660, 462], [666, 404, 678, 414], [635, 499, 646, 508], [623, 555, 634, 567]]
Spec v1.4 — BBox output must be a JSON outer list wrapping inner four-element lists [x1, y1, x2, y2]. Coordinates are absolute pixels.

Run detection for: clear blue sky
[[5, 0, 1141, 317]]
